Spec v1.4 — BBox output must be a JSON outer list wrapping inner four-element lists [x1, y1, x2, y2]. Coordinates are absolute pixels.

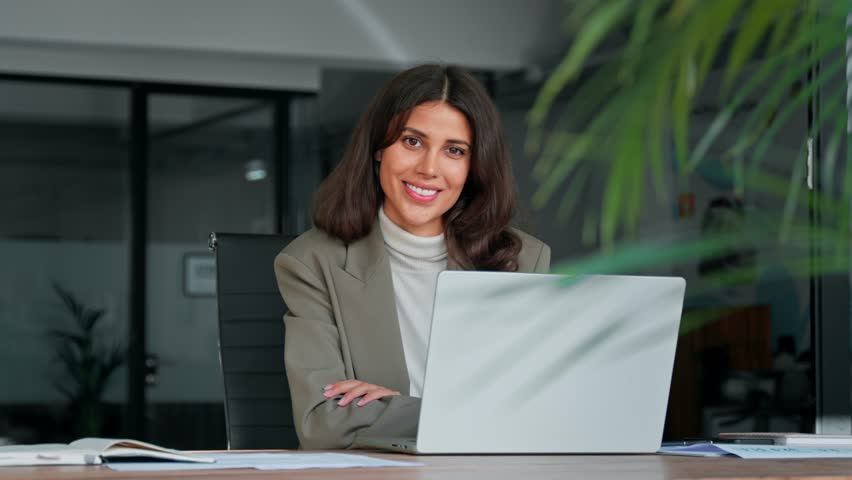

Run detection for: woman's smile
[[403, 181, 441, 202]]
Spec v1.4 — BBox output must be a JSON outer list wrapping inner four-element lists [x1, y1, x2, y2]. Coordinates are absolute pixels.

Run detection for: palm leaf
[[619, 0, 663, 83], [747, 58, 845, 176], [722, 0, 792, 90], [528, 0, 633, 133], [82, 308, 105, 333], [52, 283, 84, 321], [689, 11, 839, 167], [532, 0, 849, 253], [555, 166, 591, 222], [552, 231, 746, 276]]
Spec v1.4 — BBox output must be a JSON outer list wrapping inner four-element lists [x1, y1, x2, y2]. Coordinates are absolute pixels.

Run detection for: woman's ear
[[374, 150, 382, 162]]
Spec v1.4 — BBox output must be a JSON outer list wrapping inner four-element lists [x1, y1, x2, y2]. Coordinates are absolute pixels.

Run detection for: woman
[[274, 64, 550, 449]]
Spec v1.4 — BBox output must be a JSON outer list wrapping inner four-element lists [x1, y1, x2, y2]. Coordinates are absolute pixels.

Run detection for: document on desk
[[659, 443, 852, 459], [106, 452, 423, 471], [657, 444, 730, 457], [717, 444, 852, 459]]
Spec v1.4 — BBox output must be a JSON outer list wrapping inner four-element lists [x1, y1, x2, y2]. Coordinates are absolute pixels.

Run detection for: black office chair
[[209, 232, 299, 449]]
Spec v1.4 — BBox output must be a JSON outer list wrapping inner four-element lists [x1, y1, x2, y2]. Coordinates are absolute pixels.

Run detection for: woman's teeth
[[405, 182, 437, 196]]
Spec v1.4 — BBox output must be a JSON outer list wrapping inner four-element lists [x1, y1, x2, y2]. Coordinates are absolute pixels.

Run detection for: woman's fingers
[[323, 380, 359, 398], [322, 380, 399, 407], [337, 383, 373, 406], [356, 388, 400, 407]]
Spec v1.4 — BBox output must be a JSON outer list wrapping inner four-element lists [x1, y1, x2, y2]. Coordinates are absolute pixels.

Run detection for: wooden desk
[[4, 452, 852, 479]]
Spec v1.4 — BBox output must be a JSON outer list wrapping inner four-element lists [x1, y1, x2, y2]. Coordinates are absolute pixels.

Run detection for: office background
[[0, 0, 848, 448]]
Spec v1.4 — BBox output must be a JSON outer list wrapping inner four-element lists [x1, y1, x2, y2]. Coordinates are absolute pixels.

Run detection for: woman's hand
[[323, 380, 400, 407]]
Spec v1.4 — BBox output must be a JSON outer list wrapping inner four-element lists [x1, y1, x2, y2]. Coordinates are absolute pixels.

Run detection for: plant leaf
[[52, 283, 84, 321], [529, 0, 633, 131], [619, 0, 663, 83], [723, 0, 785, 89]]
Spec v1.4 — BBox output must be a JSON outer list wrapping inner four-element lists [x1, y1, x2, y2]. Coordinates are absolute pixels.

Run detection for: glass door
[[144, 93, 277, 448]]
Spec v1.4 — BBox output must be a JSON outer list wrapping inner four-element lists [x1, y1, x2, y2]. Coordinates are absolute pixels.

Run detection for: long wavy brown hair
[[313, 64, 521, 271]]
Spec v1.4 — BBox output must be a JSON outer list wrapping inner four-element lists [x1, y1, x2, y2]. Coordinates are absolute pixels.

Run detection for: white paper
[[0, 444, 101, 466], [658, 444, 730, 457], [717, 444, 852, 459], [251, 453, 421, 470], [106, 452, 422, 472]]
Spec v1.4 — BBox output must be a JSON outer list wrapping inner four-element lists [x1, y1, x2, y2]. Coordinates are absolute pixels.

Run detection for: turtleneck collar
[[378, 206, 447, 263]]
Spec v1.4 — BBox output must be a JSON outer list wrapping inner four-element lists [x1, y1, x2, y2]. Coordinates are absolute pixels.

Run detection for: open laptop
[[355, 272, 686, 454]]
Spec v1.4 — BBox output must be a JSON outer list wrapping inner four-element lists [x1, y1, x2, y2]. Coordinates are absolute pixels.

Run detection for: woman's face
[[378, 101, 472, 237]]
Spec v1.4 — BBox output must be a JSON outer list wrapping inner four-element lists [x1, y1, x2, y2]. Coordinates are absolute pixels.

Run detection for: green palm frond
[[531, 0, 849, 280]]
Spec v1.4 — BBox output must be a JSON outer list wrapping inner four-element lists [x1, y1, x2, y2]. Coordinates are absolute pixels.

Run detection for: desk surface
[[5, 452, 852, 480]]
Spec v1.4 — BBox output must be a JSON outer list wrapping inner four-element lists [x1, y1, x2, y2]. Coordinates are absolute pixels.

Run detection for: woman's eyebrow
[[403, 127, 471, 149]]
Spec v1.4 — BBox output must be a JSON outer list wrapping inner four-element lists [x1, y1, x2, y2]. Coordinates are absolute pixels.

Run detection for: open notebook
[[0, 438, 214, 466]]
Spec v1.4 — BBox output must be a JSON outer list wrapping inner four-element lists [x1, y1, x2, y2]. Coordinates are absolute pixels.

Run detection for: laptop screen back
[[416, 272, 685, 454]]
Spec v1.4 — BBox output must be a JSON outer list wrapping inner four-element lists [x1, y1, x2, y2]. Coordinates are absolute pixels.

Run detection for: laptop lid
[[415, 272, 685, 454]]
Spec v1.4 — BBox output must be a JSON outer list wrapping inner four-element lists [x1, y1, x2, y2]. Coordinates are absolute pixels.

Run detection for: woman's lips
[[404, 181, 440, 202]]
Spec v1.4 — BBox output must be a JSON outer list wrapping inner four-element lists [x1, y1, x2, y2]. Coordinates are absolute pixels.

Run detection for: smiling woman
[[273, 64, 551, 449], [378, 101, 472, 236]]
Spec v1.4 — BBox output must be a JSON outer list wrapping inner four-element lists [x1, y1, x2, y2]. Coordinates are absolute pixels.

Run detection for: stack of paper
[[660, 443, 852, 459], [718, 432, 852, 447], [105, 452, 422, 472]]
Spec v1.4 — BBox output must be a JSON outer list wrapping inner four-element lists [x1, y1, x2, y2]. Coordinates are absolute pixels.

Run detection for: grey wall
[[0, 0, 563, 70], [0, 1, 564, 89]]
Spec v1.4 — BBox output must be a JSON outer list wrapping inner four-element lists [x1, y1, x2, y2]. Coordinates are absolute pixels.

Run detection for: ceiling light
[[244, 159, 267, 181]]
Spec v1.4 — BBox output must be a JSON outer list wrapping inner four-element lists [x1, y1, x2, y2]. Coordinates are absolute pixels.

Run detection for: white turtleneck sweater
[[378, 207, 448, 398]]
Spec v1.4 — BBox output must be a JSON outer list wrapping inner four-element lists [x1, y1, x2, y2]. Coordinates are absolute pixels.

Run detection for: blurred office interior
[[0, 1, 849, 448]]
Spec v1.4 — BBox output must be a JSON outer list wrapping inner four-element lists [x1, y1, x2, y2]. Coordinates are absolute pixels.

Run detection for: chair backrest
[[209, 232, 299, 450]]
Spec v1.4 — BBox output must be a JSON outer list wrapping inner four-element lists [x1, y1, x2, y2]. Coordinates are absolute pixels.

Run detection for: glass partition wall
[[0, 81, 131, 443], [145, 94, 277, 448], [0, 77, 314, 448]]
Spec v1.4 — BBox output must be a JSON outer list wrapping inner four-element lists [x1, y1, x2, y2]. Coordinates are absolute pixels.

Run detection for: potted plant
[[47, 283, 124, 438], [527, 0, 845, 436]]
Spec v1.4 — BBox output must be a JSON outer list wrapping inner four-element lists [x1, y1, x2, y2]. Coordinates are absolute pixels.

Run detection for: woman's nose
[[416, 149, 440, 176]]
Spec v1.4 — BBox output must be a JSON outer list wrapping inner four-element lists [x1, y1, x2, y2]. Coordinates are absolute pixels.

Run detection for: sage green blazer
[[274, 222, 551, 449]]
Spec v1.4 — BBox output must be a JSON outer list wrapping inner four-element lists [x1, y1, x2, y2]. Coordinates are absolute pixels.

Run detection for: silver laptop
[[356, 272, 686, 454]]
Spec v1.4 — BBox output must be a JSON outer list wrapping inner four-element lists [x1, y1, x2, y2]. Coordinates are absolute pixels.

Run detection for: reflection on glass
[[144, 94, 275, 448], [0, 80, 130, 443]]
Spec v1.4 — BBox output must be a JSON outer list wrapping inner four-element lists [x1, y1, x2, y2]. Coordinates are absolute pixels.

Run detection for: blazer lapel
[[329, 221, 410, 394]]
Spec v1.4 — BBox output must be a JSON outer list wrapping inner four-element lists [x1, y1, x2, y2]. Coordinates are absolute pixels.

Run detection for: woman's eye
[[403, 137, 421, 147], [448, 146, 466, 156]]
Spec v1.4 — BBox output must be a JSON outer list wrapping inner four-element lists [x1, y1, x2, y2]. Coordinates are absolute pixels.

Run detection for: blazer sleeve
[[274, 252, 421, 449]]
